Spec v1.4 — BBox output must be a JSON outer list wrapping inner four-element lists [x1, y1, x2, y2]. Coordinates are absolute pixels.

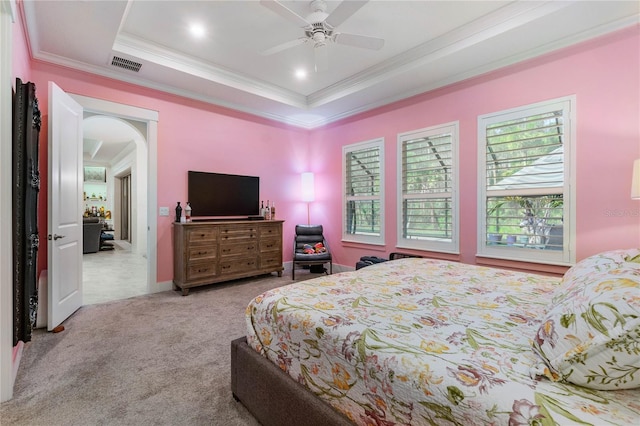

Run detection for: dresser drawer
[[186, 261, 217, 281], [187, 227, 218, 244], [260, 253, 282, 269], [259, 236, 281, 253], [220, 241, 257, 258], [219, 224, 257, 242], [259, 223, 281, 238], [220, 257, 258, 275], [187, 245, 217, 262]]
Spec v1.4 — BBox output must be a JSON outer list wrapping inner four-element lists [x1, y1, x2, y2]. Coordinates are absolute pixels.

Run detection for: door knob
[[48, 234, 65, 240]]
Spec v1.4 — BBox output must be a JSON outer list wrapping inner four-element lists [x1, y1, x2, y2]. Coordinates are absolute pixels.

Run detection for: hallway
[[82, 240, 147, 305]]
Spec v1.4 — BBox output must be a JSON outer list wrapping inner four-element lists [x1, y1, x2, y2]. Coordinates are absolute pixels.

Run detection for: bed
[[231, 249, 640, 425]]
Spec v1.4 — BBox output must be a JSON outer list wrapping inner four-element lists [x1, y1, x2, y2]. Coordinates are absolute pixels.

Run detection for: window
[[343, 138, 384, 245], [398, 123, 458, 252], [478, 97, 574, 264]]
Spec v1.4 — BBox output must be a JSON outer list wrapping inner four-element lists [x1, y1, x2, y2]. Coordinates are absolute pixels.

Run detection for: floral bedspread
[[246, 258, 640, 425]]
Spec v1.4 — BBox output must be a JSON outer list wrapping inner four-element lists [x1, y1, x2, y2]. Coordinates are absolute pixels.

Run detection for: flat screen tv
[[188, 171, 259, 218]]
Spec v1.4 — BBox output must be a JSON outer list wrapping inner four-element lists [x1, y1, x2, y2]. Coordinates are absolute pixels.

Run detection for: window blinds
[[345, 144, 382, 237], [486, 111, 564, 192], [401, 131, 453, 241]]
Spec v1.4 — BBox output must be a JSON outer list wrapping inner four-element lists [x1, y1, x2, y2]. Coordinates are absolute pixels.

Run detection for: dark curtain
[[12, 78, 41, 345]]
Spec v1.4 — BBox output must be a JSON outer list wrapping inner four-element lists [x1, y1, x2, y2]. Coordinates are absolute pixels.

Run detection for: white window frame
[[477, 96, 576, 265], [397, 122, 459, 253], [342, 138, 385, 245]]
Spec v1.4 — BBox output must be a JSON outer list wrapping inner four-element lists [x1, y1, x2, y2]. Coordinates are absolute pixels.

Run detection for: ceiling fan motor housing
[[307, 22, 332, 47]]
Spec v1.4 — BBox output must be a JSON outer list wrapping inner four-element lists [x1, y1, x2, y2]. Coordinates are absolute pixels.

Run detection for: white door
[[47, 82, 83, 330]]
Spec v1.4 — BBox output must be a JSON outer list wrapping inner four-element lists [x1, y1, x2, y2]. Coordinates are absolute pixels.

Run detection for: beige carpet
[[1, 271, 320, 425]]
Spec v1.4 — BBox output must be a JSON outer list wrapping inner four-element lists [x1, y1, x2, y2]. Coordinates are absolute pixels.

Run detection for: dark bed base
[[231, 337, 354, 426]]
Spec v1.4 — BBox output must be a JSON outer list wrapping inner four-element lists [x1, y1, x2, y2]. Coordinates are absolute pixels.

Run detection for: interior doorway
[[74, 95, 159, 306], [82, 115, 148, 305]]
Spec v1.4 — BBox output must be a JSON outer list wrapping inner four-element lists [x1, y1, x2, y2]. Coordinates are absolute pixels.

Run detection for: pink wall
[[311, 25, 640, 272], [11, 10, 31, 84], [12, 14, 640, 282]]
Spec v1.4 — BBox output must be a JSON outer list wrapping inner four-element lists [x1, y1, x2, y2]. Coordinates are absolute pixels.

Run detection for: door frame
[[71, 94, 158, 294], [1, 0, 18, 403]]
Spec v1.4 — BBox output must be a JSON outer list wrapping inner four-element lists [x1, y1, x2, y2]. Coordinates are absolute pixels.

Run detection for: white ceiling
[[22, 0, 639, 137], [82, 115, 138, 165]]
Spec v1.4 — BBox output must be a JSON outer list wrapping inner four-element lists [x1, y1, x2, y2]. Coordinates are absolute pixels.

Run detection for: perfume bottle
[[185, 202, 192, 222], [175, 202, 182, 223]]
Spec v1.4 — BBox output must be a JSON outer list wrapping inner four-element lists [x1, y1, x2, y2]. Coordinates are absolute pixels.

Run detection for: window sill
[[341, 240, 386, 252], [475, 255, 569, 277]]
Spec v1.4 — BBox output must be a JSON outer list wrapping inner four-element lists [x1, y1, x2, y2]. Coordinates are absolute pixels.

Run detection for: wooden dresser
[[173, 220, 284, 295]]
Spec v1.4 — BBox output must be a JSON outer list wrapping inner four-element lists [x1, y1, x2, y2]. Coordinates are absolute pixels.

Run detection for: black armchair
[[292, 224, 332, 280], [83, 217, 103, 254]]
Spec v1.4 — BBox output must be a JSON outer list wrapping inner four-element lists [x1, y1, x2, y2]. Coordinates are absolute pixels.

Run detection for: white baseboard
[[11, 341, 24, 386], [162, 262, 355, 293], [35, 271, 48, 329], [154, 280, 174, 293]]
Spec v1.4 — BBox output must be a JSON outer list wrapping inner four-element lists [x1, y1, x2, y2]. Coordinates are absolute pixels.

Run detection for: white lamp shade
[[633, 159, 640, 199], [301, 172, 315, 202]]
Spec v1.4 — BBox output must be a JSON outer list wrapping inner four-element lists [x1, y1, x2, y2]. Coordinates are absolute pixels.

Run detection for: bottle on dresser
[[260, 201, 265, 218], [265, 200, 271, 220], [270, 202, 275, 220], [185, 202, 192, 222]]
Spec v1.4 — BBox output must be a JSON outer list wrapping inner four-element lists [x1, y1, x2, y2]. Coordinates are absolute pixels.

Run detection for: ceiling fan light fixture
[[189, 23, 206, 39]]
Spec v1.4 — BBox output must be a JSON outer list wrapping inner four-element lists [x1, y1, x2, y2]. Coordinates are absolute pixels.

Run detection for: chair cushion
[[295, 224, 323, 235], [530, 248, 640, 390], [294, 250, 332, 261]]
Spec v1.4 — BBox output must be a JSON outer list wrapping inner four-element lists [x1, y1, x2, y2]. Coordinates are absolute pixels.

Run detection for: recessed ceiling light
[[189, 23, 206, 39], [295, 68, 307, 80]]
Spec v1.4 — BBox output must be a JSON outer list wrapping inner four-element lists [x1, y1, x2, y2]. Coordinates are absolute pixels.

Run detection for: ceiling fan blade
[[260, 0, 310, 28], [314, 45, 328, 73], [334, 32, 384, 50], [261, 37, 309, 56], [324, 0, 368, 28]]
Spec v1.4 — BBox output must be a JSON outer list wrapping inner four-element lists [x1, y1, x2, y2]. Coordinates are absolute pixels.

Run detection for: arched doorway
[[82, 114, 149, 304]]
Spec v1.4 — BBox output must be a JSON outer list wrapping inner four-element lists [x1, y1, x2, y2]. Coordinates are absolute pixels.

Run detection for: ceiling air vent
[[110, 56, 142, 72]]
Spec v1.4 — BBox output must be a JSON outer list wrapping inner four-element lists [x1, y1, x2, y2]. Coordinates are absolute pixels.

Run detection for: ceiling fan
[[260, 0, 385, 72]]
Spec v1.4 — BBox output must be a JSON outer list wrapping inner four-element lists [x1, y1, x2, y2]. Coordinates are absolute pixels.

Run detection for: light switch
[[159, 207, 169, 216]]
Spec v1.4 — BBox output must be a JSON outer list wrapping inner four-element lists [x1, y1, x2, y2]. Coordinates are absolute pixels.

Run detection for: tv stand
[[172, 220, 284, 295]]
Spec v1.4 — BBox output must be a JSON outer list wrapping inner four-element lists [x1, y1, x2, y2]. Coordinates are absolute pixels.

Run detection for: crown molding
[[112, 33, 309, 109]]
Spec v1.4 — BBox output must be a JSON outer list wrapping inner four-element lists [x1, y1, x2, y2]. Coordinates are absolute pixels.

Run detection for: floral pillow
[[531, 249, 640, 390], [557, 248, 640, 295]]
